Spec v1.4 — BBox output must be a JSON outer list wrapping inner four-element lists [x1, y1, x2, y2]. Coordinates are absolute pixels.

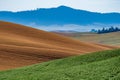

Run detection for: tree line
[[91, 26, 120, 34]]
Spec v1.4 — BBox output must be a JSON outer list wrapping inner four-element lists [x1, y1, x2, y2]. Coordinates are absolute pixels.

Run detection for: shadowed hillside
[[0, 21, 116, 70]]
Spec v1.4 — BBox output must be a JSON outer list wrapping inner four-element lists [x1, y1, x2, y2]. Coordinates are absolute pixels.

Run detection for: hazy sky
[[0, 0, 120, 13]]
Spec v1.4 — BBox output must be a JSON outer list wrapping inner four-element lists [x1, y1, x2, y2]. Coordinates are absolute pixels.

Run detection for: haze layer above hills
[[0, 21, 115, 70]]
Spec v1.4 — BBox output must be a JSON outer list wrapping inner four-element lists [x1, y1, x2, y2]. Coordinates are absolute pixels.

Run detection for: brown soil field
[[0, 21, 116, 70]]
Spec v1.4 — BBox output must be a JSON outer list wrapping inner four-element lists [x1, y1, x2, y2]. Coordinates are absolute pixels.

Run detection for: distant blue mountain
[[0, 6, 120, 26]]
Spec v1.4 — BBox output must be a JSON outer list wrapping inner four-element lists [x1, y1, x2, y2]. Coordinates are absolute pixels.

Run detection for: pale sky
[[0, 0, 120, 13]]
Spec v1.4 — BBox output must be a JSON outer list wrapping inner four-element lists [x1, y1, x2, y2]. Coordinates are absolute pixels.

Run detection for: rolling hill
[[0, 21, 116, 70], [0, 49, 120, 80], [55, 32, 120, 46]]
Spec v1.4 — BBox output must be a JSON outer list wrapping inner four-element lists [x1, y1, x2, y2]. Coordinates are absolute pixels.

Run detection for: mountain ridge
[[0, 6, 120, 27], [1, 6, 120, 14]]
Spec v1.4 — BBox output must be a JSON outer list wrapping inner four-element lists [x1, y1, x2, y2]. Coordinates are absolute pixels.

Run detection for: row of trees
[[91, 26, 120, 34]]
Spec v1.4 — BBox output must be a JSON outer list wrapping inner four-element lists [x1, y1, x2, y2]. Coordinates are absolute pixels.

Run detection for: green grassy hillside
[[0, 49, 120, 80]]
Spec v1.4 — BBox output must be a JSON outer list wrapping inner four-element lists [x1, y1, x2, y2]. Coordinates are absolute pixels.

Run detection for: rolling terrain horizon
[[0, 1, 120, 79], [0, 5, 120, 32]]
